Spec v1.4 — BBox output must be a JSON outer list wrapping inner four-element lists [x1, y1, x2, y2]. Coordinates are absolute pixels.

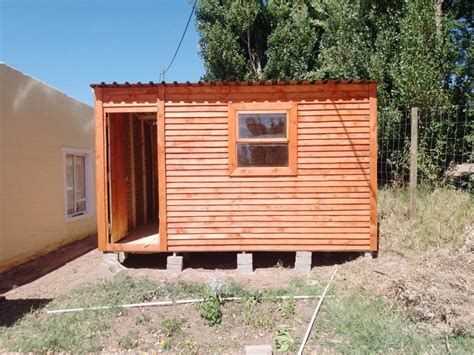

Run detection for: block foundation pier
[[237, 252, 253, 274], [294, 251, 312, 273], [167, 254, 184, 274]]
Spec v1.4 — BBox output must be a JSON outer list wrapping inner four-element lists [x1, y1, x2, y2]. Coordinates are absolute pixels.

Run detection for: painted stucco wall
[[0, 63, 97, 272]]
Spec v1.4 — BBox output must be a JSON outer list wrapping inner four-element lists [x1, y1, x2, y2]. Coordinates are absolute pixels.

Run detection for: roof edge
[[90, 79, 377, 89]]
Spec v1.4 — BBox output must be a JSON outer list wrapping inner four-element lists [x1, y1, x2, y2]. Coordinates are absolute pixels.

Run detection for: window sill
[[65, 212, 93, 224], [230, 167, 297, 177]]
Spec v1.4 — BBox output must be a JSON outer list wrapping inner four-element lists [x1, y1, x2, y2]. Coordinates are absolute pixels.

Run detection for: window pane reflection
[[237, 144, 288, 167], [239, 113, 286, 138]]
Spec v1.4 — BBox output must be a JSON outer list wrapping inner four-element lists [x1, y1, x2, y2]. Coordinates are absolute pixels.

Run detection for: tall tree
[[195, 0, 471, 108], [195, 0, 269, 80], [195, 0, 472, 183]]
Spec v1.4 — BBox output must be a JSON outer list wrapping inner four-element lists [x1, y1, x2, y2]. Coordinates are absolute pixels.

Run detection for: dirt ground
[[1, 234, 472, 351], [1, 236, 348, 300]]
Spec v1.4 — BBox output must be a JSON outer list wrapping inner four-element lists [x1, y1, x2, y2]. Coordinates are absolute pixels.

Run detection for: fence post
[[409, 107, 419, 219]]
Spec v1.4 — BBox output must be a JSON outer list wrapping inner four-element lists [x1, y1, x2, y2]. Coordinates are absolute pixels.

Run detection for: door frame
[[102, 105, 165, 252]]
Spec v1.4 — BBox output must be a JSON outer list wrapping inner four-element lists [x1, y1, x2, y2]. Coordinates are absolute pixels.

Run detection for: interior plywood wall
[[125, 114, 157, 232]]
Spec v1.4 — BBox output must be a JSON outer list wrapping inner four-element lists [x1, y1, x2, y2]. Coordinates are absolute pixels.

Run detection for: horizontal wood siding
[[164, 87, 372, 251]]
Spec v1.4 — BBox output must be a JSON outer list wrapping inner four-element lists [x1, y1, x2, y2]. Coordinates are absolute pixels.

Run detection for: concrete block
[[100, 253, 127, 279], [167, 256, 183, 265], [238, 263, 253, 274], [295, 251, 312, 273], [102, 252, 120, 264], [118, 252, 128, 263], [167, 256, 183, 274], [237, 253, 253, 274], [296, 251, 312, 259], [237, 253, 253, 265], [364, 252, 373, 260], [245, 344, 273, 355]]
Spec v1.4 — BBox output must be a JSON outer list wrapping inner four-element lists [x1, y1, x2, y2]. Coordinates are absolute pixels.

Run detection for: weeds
[[316, 288, 474, 353], [2, 249, 472, 353], [160, 318, 185, 337], [0, 309, 113, 352], [379, 187, 472, 252], [135, 313, 151, 325], [244, 311, 274, 330], [118, 330, 139, 350], [197, 292, 222, 326], [278, 298, 296, 318], [240, 292, 274, 330], [274, 325, 296, 352]]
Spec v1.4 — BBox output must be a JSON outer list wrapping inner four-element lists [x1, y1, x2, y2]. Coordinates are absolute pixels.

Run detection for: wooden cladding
[[94, 82, 378, 253]]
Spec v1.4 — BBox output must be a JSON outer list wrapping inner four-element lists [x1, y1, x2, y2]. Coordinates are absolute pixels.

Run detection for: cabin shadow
[[123, 253, 169, 269], [123, 251, 360, 271], [311, 252, 360, 267], [0, 297, 52, 327]]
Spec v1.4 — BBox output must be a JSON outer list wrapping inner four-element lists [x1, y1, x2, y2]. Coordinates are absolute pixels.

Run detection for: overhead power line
[[160, 0, 198, 82]]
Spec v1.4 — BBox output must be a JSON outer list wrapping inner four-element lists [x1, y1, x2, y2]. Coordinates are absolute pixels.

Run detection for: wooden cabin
[[91, 80, 377, 255]]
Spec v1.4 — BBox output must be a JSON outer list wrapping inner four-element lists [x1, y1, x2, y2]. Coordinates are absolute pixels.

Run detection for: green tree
[[195, 0, 473, 184], [195, 0, 269, 80], [263, 0, 323, 80]]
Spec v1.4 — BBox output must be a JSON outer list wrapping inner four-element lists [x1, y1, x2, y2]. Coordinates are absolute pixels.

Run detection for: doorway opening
[[106, 112, 158, 246]]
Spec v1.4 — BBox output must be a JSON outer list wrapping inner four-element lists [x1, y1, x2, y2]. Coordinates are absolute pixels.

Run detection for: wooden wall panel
[[97, 83, 376, 252], [94, 88, 107, 251], [163, 85, 374, 252], [109, 114, 129, 242]]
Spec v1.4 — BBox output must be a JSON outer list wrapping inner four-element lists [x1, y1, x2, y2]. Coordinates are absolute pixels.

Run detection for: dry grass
[[337, 187, 474, 336], [379, 187, 473, 253], [339, 250, 473, 336]]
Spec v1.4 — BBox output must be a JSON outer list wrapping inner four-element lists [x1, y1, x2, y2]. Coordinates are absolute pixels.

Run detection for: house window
[[63, 148, 92, 221], [229, 102, 297, 176]]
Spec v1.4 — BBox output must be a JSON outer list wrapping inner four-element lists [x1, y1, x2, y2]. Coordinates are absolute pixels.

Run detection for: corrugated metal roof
[[90, 79, 376, 88]]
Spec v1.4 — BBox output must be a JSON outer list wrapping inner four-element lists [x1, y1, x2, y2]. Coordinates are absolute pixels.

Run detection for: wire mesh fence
[[378, 105, 473, 188]]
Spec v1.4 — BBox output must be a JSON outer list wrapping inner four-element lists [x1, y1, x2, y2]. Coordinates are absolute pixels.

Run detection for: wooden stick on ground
[[297, 268, 338, 355]]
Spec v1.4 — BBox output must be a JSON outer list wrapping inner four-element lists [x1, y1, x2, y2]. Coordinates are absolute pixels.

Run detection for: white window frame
[[63, 147, 93, 222]]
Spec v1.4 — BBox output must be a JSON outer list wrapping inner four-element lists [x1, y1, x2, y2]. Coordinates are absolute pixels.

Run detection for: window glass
[[76, 200, 86, 213], [237, 144, 288, 167], [66, 155, 75, 215], [65, 152, 89, 218], [66, 154, 74, 189], [75, 155, 86, 200], [67, 190, 75, 215], [239, 113, 286, 139]]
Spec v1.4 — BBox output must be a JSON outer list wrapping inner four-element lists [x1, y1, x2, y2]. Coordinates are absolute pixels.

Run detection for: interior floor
[[116, 221, 159, 245]]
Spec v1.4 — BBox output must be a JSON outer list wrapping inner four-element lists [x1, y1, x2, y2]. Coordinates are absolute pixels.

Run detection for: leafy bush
[[274, 325, 295, 352], [197, 293, 222, 326]]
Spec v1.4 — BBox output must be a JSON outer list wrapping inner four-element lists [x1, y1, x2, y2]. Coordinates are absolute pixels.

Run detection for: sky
[[0, 0, 205, 105]]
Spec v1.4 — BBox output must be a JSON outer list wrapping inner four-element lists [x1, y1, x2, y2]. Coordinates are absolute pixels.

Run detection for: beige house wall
[[0, 63, 97, 272]]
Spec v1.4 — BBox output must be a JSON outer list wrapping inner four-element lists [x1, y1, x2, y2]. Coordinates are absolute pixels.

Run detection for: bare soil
[[1, 235, 472, 351], [1, 245, 354, 300]]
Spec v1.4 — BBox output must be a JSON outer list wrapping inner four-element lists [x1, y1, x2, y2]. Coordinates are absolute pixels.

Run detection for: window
[[229, 102, 297, 176], [63, 148, 93, 221]]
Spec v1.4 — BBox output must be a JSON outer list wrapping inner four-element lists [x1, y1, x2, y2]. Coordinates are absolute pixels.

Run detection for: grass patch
[[315, 287, 474, 353], [0, 308, 114, 352], [278, 298, 296, 318], [379, 187, 472, 252], [160, 317, 185, 337], [0, 276, 208, 352], [118, 330, 139, 350], [3, 264, 470, 352]]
